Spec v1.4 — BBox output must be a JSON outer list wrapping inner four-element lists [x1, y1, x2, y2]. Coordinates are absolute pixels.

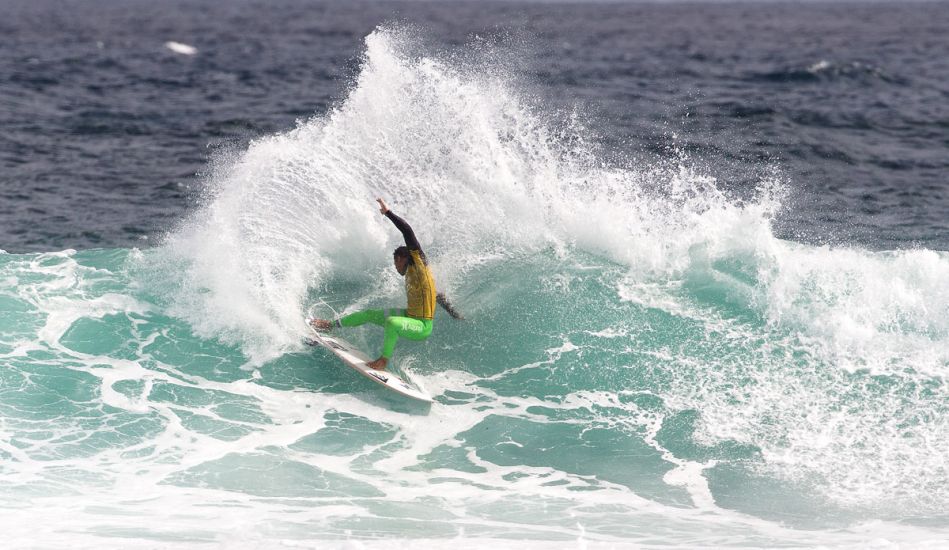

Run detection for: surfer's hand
[[376, 198, 389, 215]]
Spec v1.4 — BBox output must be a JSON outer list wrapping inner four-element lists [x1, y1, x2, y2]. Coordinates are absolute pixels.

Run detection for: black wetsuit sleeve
[[385, 210, 422, 252]]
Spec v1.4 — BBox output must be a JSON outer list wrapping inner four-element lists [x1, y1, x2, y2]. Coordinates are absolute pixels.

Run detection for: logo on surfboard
[[368, 371, 390, 383]]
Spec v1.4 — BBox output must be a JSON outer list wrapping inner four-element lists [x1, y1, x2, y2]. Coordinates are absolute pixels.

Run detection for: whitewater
[[2, 28, 949, 549]]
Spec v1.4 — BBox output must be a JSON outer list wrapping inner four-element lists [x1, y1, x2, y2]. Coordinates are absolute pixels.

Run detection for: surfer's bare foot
[[368, 357, 388, 370], [310, 318, 332, 331]]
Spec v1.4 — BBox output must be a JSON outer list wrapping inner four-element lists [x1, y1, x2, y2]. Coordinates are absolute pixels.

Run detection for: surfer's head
[[393, 246, 412, 275]]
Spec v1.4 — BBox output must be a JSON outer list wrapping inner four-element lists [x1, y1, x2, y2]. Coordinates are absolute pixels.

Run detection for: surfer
[[310, 198, 462, 370]]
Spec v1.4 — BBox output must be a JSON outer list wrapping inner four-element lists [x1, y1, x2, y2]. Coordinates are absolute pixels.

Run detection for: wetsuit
[[335, 211, 435, 359]]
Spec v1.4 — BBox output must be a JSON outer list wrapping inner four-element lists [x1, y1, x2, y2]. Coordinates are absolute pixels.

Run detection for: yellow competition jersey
[[405, 249, 436, 319]]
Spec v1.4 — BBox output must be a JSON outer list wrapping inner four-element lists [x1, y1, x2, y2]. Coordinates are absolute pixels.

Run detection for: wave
[[2, 27, 948, 545], [145, 26, 949, 510]]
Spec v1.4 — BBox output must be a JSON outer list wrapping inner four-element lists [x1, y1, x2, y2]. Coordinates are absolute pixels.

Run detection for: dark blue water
[[2, 0, 947, 252]]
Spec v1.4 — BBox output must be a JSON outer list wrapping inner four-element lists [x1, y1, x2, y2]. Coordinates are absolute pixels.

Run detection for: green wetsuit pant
[[339, 309, 433, 359]]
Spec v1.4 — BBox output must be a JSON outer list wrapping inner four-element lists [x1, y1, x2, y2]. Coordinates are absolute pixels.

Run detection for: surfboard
[[305, 317, 433, 403]]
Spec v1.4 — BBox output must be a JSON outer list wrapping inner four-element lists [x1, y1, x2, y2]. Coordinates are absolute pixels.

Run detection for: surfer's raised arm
[[376, 198, 422, 255]]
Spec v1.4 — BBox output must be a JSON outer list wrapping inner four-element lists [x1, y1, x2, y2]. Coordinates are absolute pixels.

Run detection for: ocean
[[2, 1, 948, 548]]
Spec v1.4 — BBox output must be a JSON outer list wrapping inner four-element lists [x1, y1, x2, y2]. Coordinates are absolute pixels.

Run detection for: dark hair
[[393, 246, 413, 265], [393, 246, 428, 265]]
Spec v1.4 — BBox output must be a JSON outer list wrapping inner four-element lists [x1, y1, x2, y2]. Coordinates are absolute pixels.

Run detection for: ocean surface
[[2, 1, 949, 548]]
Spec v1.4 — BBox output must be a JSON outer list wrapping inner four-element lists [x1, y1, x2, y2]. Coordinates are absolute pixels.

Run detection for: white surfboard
[[305, 318, 433, 403]]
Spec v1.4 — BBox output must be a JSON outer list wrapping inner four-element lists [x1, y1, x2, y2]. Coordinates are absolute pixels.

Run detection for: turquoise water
[[3, 29, 949, 548]]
